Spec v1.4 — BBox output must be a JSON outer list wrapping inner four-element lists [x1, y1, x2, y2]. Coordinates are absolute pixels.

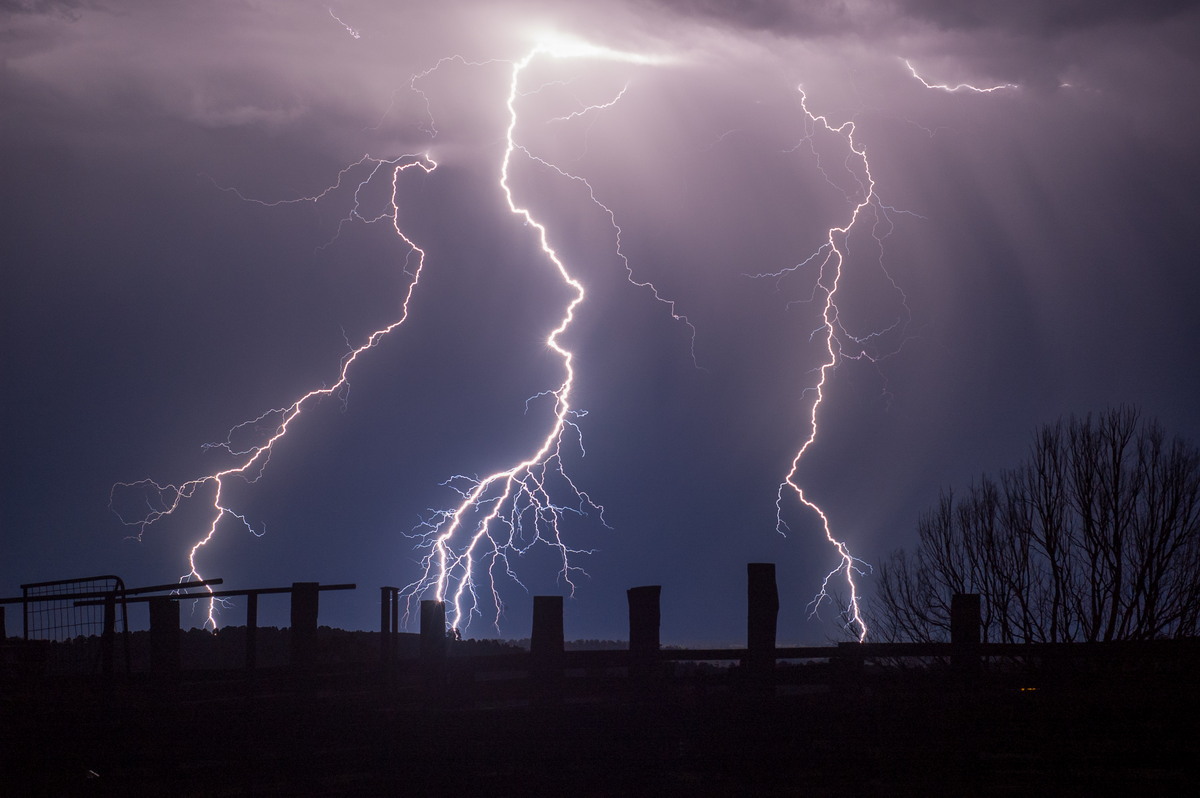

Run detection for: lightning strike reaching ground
[[767, 55, 1013, 639], [398, 39, 682, 631], [757, 87, 917, 642], [110, 155, 437, 626]]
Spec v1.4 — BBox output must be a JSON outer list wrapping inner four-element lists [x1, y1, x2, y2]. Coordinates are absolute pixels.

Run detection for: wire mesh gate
[[20, 575, 129, 675]]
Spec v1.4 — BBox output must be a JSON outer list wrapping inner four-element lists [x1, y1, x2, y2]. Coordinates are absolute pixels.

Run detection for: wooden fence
[[4, 564, 1196, 700]]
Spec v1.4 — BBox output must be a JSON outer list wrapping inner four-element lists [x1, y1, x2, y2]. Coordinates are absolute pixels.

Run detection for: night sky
[[4, 0, 1199, 645]]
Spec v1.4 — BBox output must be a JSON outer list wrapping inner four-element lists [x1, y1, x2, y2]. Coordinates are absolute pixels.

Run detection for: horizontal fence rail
[[5, 565, 1198, 702], [1, 576, 220, 676]]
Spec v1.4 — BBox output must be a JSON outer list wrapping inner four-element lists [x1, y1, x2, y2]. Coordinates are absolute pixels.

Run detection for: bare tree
[[873, 407, 1200, 643]]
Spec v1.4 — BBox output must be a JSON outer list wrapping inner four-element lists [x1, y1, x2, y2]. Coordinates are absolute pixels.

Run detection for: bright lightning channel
[[904, 58, 1018, 93], [769, 57, 1009, 639], [110, 155, 437, 627], [328, 8, 361, 40], [756, 86, 919, 642], [399, 38, 682, 631]]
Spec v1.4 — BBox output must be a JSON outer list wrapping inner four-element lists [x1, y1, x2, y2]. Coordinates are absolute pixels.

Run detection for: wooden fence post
[[627, 585, 661, 687], [380, 587, 397, 668], [419, 599, 447, 661], [420, 599, 447, 698], [101, 593, 116, 677], [148, 596, 180, 679], [746, 563, 779, 683], [290, 582, 320, 670], [531, 596, 564, 702], [391, 592, 399, 655], [245, 592, 259, 672], [951, 593, 981, 676], [531, 595, 564, 658]]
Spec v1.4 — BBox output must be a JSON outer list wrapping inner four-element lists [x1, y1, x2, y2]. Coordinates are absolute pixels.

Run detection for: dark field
[[3, 645, 1197, 797]]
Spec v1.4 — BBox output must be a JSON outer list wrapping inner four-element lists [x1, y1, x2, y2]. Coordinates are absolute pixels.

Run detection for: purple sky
[[4, 0, 1199, 644]]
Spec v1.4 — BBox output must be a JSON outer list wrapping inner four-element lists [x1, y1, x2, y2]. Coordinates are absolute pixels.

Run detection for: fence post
[[290, 582, 320, 671], [380, 587, 395, 668], [379, 587, 400, 698], [531, 596, 564, 703], [245, 592, 259, 672], [531, 595, 564, 659], [951, 593, 981, 677], [419, 599, 447, 698], [627, 586, 661, 688], [149, 596, 180, 679], [391, 591, 400, 656], [746, 563, 779, 684], [101, 593, 117, 677], [419, 599, 447, 661]]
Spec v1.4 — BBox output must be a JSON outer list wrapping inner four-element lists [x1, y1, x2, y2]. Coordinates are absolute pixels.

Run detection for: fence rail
[[5, 565, 1197, 698]]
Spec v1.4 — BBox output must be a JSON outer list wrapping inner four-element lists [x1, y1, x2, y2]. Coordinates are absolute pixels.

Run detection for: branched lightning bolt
[[395, 43, 602, 630], [754, 87, 923, 642], [109, 154, 436, 627], [764, 58, 1016, 638], [399, 38, 686, 631], [764, 58, 1011, 638], [744, 58, 1012, 641]]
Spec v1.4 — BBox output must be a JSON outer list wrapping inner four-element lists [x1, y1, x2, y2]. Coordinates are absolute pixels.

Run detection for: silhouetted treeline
[[875, 406, 1200, 643]]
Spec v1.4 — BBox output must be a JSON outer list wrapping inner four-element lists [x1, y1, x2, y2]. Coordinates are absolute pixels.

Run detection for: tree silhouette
[[874, 407, 1200, 643]]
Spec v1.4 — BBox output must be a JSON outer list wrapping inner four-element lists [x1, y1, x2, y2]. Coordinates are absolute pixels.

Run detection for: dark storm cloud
[[886, 0, 1200, 92], [643, 0, 1200, 36], [643, 0, 855, 34], [636, 0, 1200, 98], [894, 0, 1199, 35], [0, 0, 96, 15]]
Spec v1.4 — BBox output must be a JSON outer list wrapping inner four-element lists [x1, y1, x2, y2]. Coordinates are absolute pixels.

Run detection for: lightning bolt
[[109, 154, 437, 627], [327, 8, 361, 40], [399, 37, 686, 631], [755, 85, 921, 642], [765, 57, 1013, 640], [904, 58, 1018, 93]]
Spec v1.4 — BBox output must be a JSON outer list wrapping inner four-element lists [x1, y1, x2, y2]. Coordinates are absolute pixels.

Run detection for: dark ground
[[3, 654, 1197, 797]]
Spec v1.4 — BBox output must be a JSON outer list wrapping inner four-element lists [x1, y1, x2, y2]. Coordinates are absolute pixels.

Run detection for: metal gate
[[21, 575, 129, 675]]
